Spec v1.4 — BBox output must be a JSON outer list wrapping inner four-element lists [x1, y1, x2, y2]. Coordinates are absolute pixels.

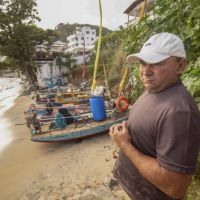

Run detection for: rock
[[104, 176, 118, 190]]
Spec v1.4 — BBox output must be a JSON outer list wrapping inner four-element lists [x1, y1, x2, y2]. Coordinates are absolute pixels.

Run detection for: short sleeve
[[156, 111, 200, 174]]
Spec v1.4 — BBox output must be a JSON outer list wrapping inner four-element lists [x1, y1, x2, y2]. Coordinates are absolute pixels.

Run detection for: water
[[0, 78, 22, 152]]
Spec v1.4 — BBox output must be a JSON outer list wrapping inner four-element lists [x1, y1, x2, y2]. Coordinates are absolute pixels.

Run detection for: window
[[86, 31, 90, 34], [81, 37, 84, 40]]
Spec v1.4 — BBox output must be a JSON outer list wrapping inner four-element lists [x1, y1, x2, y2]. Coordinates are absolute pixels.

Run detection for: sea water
[[0, 78, 22, 153]]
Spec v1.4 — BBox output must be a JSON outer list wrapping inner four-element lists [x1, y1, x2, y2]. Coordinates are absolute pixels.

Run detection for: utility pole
[[82, 30, 86, 83]]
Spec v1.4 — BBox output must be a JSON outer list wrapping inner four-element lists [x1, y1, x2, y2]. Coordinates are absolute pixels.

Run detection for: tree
[[55, 52, 77, 83], [0, 0, 42, 86]]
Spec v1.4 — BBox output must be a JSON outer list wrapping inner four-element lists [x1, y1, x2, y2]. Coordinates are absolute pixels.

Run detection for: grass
[[185, 156, 200, 200]]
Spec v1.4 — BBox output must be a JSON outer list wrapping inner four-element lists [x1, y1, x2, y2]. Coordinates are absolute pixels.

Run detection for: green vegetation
[[55, 51, 77, 83], [0, 0, 57, 85], [96, 0, 200, 105]]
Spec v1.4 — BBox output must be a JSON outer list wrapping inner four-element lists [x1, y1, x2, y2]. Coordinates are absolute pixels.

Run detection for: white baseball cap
[[126, 32, 186, 64]]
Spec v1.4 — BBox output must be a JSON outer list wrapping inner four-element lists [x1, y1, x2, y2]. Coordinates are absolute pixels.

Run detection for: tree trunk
[[23, 64, 37, 90]]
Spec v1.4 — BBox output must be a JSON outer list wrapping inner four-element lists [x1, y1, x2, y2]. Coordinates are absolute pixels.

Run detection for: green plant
[[185, 156, 200, 200]]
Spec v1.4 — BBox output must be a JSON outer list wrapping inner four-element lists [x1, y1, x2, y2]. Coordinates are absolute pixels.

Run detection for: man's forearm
[[119, 141, 191, 199]]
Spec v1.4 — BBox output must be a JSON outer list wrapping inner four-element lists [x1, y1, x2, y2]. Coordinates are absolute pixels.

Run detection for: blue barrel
[[90, 96, 107, 121]]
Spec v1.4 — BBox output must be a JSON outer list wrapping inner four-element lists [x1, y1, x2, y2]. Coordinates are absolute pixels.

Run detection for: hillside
[[54, 22, 112, 42]]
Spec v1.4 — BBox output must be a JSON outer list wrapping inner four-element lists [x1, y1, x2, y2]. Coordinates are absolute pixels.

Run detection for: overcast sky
[[35, 0, 133, 31]]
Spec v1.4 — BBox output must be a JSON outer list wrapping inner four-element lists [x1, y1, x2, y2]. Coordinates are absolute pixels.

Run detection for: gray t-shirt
[[114, 81, 200, 200]]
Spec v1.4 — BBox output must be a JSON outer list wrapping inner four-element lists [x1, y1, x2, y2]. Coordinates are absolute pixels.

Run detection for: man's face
[[139, 57, 186, 93]]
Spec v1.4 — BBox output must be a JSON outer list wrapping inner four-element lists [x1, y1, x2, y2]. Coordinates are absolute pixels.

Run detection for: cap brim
[[126, 52, 170, 64]]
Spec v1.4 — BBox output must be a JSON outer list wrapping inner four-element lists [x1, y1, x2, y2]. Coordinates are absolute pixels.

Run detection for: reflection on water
[[0, 78, 22, 153], [0, 118, 12, 154], [0, 78, 22, 116]]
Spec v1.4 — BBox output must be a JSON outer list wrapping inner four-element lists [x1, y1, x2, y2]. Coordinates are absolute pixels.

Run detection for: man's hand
[[109, 121, 131, 148]]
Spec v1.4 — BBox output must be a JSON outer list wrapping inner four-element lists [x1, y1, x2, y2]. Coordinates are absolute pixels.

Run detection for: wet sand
[[0, 95, 128, 200]]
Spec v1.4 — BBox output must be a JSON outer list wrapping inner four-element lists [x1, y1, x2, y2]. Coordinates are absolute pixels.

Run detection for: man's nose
[[141, 64, 153, 75]]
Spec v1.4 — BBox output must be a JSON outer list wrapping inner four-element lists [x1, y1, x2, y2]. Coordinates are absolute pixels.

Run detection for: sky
[[35, 0, 133, 31]]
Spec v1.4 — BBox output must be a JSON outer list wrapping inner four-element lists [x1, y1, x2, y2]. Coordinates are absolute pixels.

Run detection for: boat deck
[[31, 111, 128, 142]]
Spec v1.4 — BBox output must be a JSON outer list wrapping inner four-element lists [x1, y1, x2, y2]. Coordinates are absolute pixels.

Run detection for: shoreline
[[0, 95, 127, 200]]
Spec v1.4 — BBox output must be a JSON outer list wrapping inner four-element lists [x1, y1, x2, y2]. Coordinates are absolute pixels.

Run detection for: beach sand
[[0, 95, 128, 200]]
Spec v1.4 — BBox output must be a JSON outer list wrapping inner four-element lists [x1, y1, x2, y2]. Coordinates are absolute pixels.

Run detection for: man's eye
[[139, 61, 146, 65], [154, 62, 165, 66], [157, 62, 164, 65]]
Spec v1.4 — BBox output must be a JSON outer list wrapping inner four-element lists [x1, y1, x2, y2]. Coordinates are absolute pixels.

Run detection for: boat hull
[[31, 116, 127, 142]]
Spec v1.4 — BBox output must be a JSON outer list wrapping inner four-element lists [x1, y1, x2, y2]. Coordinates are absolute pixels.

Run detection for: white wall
[[67, 27, 96, 52], [36, 60, 61, 88]]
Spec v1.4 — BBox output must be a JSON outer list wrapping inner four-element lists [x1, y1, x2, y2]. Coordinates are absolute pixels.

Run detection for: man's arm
[[109, 121, 192, 199]]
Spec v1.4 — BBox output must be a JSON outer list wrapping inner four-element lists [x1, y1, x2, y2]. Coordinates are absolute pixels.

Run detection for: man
[[49, 109, 66, 130], [46, 98, 53, 114], [109, 32, 200, 200]]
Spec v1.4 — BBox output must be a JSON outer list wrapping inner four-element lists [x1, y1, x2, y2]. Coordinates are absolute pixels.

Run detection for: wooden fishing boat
[[30, 111, 128, 142], [25, 103, 90, 123], [32, 93, 56, 104], [37, 105, 90, 122], [32, 91, 91, 105], [55, 96, 89, 104]]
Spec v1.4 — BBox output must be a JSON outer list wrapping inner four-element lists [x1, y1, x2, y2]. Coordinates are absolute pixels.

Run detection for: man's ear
[[177, 58, 187, 75]]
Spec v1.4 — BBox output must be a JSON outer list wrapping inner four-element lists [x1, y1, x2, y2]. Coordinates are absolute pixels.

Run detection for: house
[[67, 27, 96, 52], [36, 59, 62, 88], [123, 0, 154, 27], [35, 43, 62, 88], [0, 55, 6, 62], [66, 26, 97, 64], [50, 41, 68, 53], [35, 44, 47, 53]]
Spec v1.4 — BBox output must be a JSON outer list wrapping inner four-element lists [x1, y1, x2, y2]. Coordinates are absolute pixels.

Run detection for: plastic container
[[89, 96, 106, 121]]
